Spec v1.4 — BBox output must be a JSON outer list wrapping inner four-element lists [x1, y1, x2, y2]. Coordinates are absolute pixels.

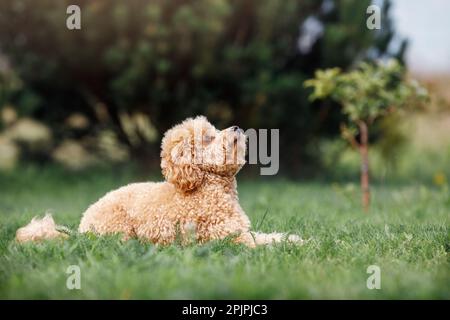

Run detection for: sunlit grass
[[0, 165, 448, 299]]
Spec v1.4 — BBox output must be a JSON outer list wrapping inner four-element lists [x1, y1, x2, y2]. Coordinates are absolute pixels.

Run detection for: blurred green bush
[[0, 0, 404, 172]]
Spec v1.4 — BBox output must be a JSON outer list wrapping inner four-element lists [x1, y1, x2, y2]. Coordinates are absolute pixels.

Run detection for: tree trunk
[[359, 121, 370, 211]]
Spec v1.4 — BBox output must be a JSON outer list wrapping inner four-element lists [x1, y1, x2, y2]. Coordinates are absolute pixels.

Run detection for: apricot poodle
[[16, 116, 302, 247]]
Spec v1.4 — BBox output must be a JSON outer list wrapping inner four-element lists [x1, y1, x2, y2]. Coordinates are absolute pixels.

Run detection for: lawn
[[0, 165, 448, 299]]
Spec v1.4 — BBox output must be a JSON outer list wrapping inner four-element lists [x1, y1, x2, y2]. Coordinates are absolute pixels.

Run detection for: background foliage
[[0, 0, 404, 173]]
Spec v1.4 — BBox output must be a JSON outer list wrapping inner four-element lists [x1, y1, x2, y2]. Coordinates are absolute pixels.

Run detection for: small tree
[[305, 59, 427, 211]]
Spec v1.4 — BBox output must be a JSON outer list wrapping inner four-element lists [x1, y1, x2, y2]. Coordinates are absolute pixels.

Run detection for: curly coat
[[16, 116, 302, 246]]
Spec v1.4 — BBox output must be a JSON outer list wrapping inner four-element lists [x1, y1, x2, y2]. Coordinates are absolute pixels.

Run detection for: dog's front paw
[[286, 234, 304, 245]]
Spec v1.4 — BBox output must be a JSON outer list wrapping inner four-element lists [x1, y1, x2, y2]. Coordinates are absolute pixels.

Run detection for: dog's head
[[161, 116, 246, 191]]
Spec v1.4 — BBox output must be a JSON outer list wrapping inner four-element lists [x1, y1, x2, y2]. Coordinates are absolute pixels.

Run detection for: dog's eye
[[203, 135, 215, 143]]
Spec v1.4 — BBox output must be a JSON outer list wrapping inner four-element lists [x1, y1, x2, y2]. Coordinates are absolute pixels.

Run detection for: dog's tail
[[15, 214, 69, 243]]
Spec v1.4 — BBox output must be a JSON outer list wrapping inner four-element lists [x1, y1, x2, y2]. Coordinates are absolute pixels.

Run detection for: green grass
[[0, 165, 448, 299]]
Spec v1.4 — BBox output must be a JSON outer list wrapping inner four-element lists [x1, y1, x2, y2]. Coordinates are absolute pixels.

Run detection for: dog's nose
[[231, 125, 240, 132]]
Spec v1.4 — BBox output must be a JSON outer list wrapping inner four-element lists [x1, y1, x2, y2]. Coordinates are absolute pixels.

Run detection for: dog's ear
[[161, 135, 204, 192]]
